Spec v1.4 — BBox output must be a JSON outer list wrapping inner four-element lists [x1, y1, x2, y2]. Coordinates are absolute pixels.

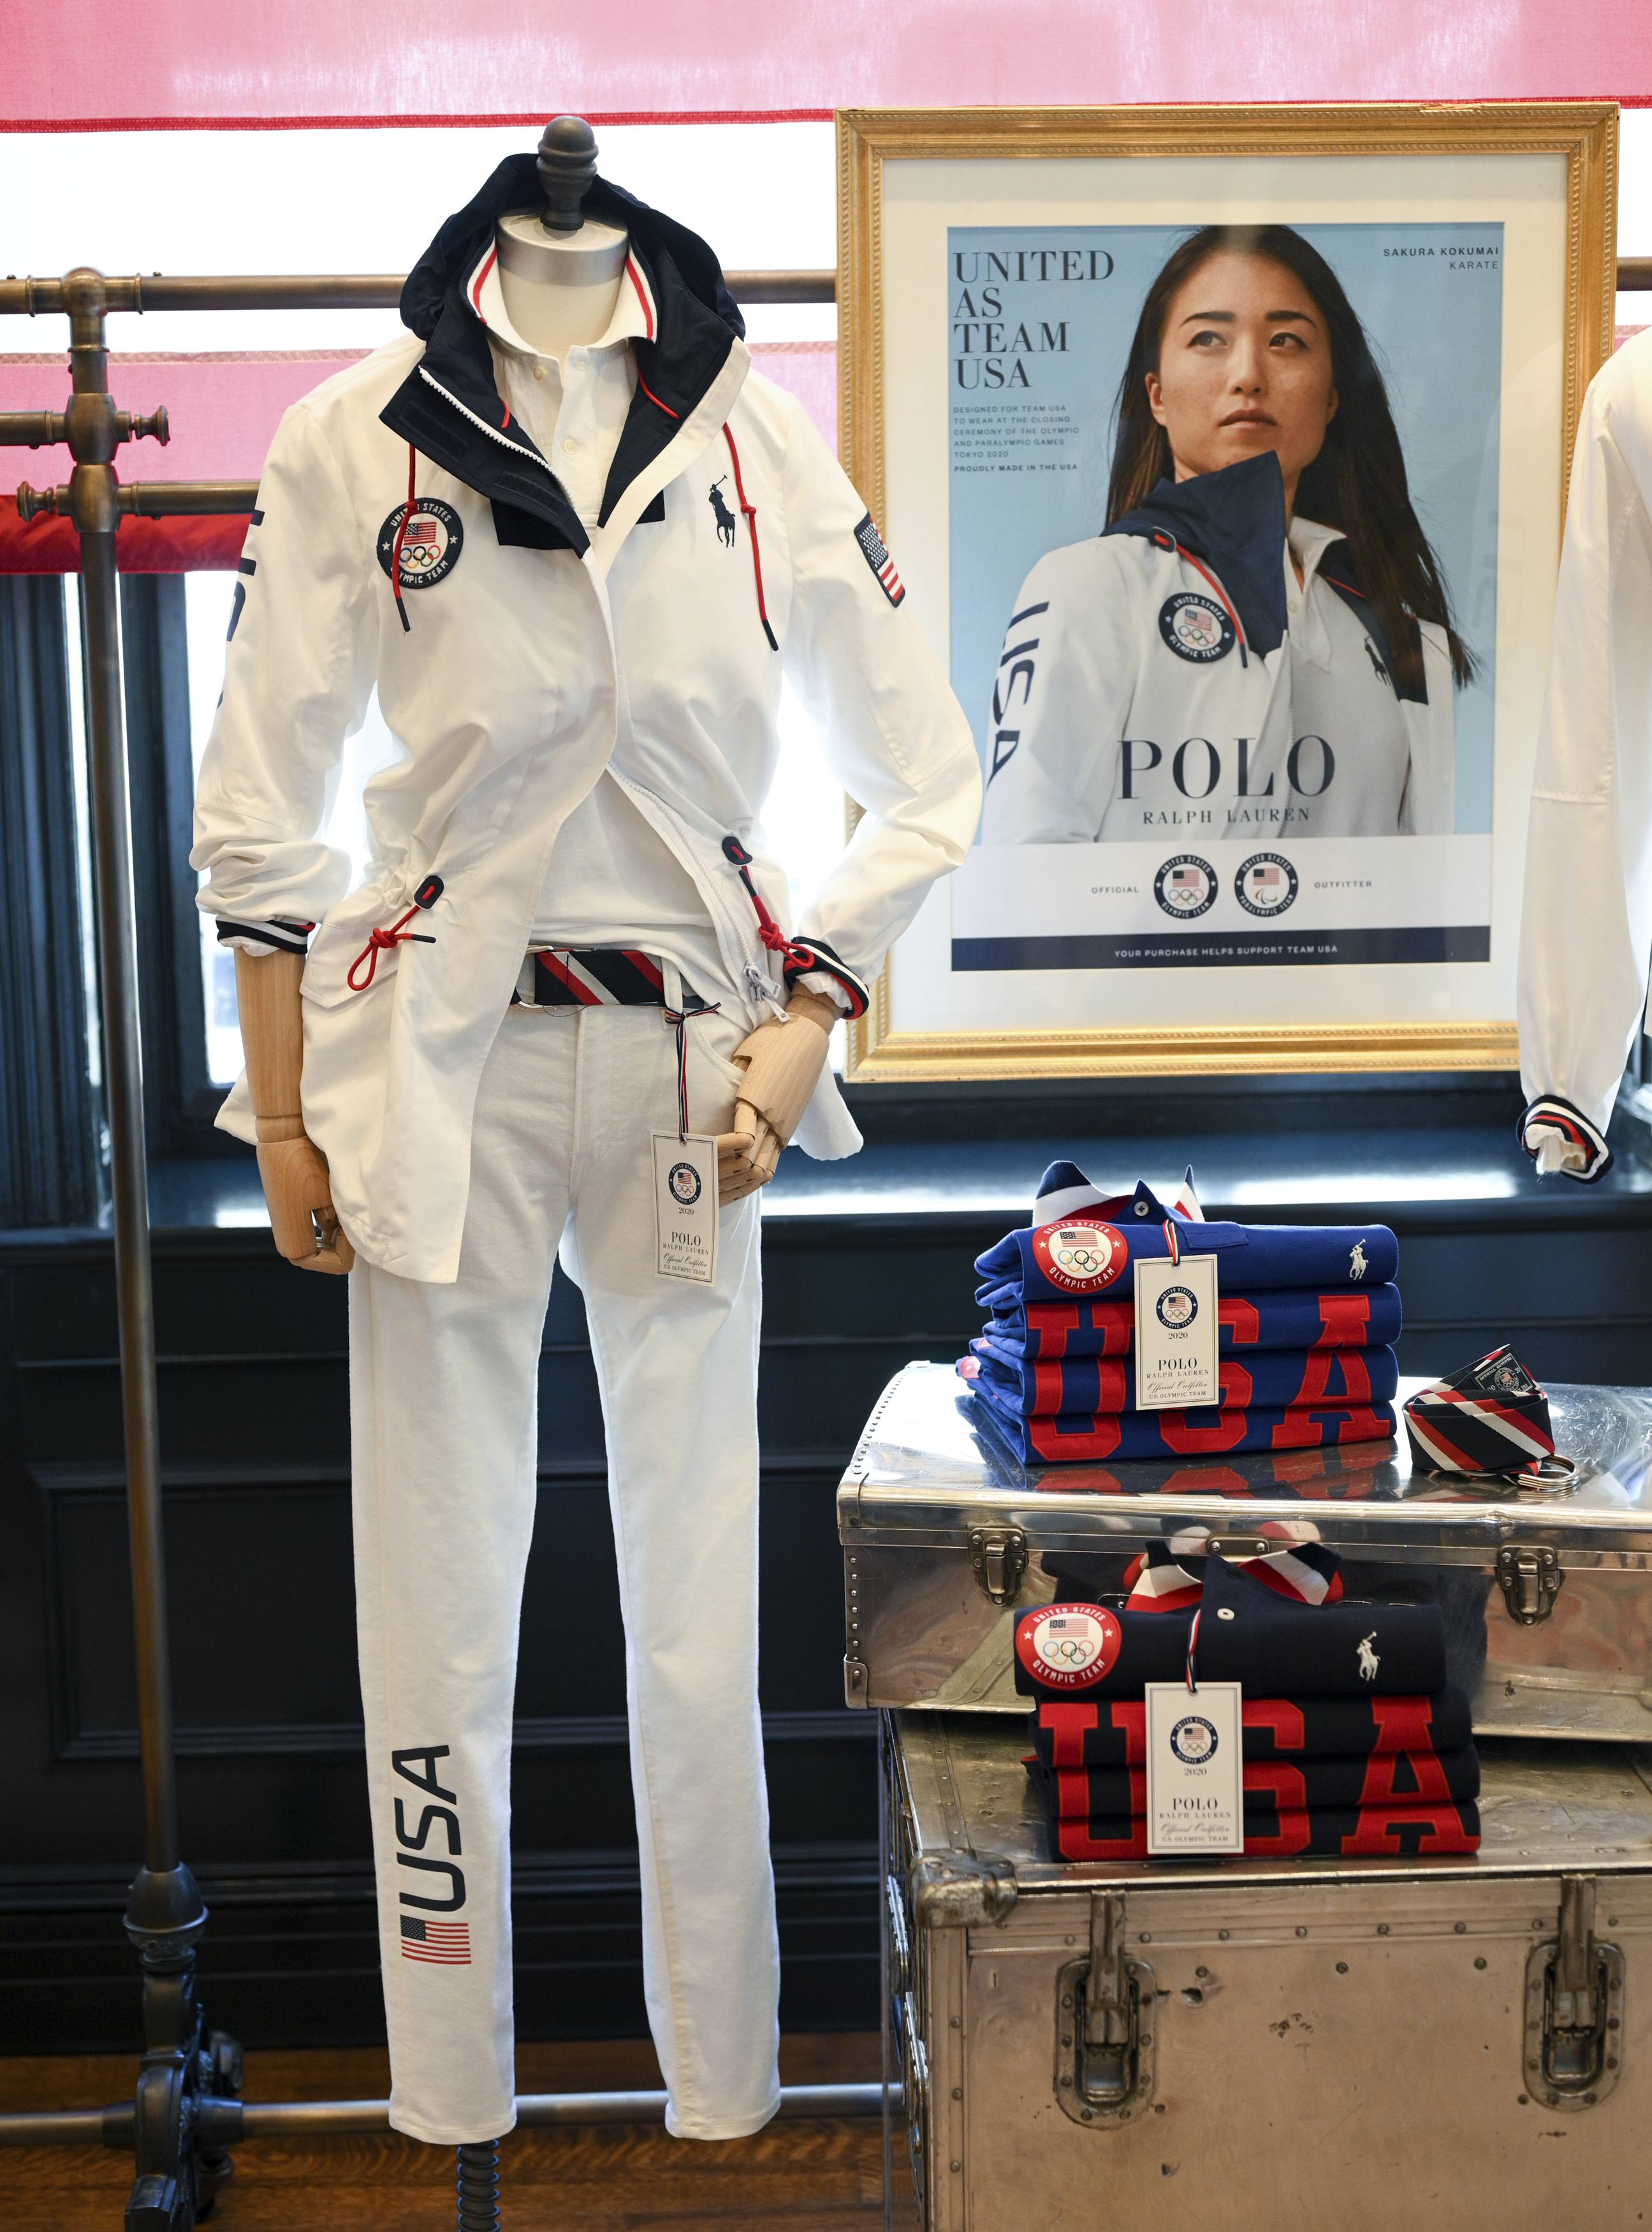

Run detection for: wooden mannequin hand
[[254, 1134, 356, 1274], [717, 987, 840, 1205], [234, 947, 355, 1274]]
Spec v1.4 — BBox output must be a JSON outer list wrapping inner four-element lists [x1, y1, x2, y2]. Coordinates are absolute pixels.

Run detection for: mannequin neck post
[[495, 211, 629, 363]]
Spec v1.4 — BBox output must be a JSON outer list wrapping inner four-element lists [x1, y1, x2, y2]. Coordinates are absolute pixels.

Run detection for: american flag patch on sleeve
[[400, 1915, 471, 1964], [854, 511, 905, 606]]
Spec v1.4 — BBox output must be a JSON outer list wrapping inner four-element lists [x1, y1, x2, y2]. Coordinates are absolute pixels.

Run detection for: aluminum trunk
[[879, 1709, 1652, 2230], [840, 1363, 1652, 1742]]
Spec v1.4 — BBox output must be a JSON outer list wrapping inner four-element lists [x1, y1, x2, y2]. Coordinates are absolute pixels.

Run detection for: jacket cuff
[[214, 915, 315, 958], [1518, 1094, 1613, 1183], [782, 936, 870, 1020]]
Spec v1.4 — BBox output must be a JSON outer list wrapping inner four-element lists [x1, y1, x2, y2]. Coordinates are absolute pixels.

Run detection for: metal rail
[[0, 2081, 887, 2148], [0, 268, 835, 316]]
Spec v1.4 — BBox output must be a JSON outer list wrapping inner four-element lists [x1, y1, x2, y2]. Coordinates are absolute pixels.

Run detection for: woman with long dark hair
[[981, 224, 1468, 846]]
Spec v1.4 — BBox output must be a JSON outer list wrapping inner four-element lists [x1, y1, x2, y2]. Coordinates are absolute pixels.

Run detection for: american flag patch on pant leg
[[401, 1915, 471, 1964]]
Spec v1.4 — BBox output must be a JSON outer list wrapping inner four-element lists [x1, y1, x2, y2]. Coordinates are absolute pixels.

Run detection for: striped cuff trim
[[1518, 1094, 1612, 1183], [214, 916, 315, 957]]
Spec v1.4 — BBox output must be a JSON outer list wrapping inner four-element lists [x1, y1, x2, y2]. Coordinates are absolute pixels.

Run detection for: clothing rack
[[0, 258, 865, 2231], [0, 247, 1647, 2220]]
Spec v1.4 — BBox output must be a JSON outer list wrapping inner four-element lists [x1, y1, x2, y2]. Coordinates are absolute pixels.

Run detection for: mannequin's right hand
[[255, 1135, 356, 1274]]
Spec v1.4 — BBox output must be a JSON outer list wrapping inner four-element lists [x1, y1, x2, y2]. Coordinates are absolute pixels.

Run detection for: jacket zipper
[[418, 365, 555, 476]]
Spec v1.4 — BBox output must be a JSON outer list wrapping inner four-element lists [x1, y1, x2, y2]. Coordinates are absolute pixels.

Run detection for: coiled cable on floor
[[457, 2138, 501, 2231]]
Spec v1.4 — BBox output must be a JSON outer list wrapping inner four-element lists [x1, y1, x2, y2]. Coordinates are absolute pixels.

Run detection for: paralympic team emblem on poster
[[1235, 852, 1300, 917], [1158, 591, 1235, 663], [1015, 1603, 1122, 1690], [377, 498, 465, 590], [1032, 1218, 1126, 1293], [668, 1160, 703, 1207], [1153, 855, 1217, 919]]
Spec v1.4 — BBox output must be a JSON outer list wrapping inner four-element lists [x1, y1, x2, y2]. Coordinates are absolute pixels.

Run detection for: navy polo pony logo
[[708, 476, 738, 548]]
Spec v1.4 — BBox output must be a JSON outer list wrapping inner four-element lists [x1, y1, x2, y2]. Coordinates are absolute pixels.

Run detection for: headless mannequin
[[236, 124, 833, 1271]]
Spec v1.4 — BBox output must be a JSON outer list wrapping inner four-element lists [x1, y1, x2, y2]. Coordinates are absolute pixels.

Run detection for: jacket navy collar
[[380, 155, 745, 555], [1103, 451, 1290, 657]]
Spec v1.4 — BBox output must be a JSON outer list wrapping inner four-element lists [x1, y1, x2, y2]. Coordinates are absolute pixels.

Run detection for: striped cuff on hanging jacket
[[1518, 1094, 1612, 1183], [780, 937, 870, 1020]]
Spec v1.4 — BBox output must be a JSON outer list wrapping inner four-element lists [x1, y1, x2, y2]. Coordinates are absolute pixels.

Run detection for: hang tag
[[1144, 1681, 1244, 1856], [1134, 1251, 1219, 1409], [653, 1133, 720, 1283]]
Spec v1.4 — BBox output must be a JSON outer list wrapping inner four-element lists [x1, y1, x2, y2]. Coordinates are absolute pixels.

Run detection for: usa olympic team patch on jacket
[[1159, 590, 1234, 661], [377, 499, 464, 590]]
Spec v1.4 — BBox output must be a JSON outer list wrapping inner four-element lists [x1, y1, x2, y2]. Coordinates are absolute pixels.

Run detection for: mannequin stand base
[[458, 2137, 502, 2229]]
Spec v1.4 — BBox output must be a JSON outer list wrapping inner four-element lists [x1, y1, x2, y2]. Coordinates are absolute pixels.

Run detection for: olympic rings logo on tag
[[1014, 1603, 1122, 1691]]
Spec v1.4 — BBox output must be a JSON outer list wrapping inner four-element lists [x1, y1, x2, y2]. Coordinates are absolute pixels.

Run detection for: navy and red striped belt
[[513, 947, 712, 1012]]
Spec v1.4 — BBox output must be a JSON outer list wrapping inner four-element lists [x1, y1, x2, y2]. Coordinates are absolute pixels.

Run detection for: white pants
[[349, 1001, 778, 2145]]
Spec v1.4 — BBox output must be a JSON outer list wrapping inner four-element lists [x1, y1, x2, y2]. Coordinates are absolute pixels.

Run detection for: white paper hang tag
[[1133, 1249, 1219, 1409], [653, 1133, 720, 1283], [1144, 1681, 1244, 1856]]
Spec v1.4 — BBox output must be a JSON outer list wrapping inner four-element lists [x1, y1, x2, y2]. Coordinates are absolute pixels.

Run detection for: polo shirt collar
[[464, 238, 659, 360]]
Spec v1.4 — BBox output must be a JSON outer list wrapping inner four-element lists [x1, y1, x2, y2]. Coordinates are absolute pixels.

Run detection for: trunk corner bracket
[[910, 1853, 1018, 1930]]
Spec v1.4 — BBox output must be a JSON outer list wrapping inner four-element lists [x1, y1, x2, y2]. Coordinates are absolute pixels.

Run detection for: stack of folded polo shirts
[[1014, 1545, 1480, 1861], [961, 1162, 1402, 1464]]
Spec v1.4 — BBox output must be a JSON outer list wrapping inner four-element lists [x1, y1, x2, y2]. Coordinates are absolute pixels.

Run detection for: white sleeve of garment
[[976, 542, 1134, 843], [190, 400, 378, 948], [1517, 338, 1652, 1133], [775, 393, 983, 982]]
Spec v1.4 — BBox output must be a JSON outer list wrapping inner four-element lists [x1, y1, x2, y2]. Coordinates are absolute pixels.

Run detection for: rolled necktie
[[1403, 1347, 1567, 1481]]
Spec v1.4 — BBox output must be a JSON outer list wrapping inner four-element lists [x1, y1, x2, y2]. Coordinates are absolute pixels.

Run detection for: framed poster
[[837, 104, 1618, 1079]]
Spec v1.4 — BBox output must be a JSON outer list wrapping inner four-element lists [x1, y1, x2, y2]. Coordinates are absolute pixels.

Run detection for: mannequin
[[237, 124, 835, 1264], [198, 111, 981, 2192]]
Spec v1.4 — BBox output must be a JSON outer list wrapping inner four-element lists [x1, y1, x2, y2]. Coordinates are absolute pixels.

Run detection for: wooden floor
[[0, 2034, 903, 2230]]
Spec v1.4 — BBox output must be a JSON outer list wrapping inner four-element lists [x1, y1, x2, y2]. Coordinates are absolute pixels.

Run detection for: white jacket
[[978, 453, 1455, 846], [193, 159, 981, 1281], [1517, 329, 1652, 1150]]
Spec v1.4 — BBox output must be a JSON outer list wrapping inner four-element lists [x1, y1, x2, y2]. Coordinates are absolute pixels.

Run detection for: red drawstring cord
[[346, 875, 444, 992], [721, 423, 778, 651], [390, 443, 416, 633], [719, 835, 812, 973]]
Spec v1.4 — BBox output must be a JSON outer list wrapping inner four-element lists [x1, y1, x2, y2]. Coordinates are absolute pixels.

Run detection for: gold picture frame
[[836, 103, 1618, 1083]]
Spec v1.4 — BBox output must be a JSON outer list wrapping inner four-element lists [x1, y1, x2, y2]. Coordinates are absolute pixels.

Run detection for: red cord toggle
[[719, 834, 810, 970], [721, 423, 779, 651], [347, 874, 444, 991]]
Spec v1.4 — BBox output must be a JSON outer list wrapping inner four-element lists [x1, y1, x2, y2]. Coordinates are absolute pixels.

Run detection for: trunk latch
[[968, 1525, 1028, 1605], [1524, 1874, 1626, 2108], [1496, 1543, 1563, 1625], [1056, 1892, 1157, 2126]]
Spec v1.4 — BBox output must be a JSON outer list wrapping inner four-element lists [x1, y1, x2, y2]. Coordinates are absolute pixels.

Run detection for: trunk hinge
[[1056, 1891, 1157, 2126], [1523, 1874, 1626, 2109]]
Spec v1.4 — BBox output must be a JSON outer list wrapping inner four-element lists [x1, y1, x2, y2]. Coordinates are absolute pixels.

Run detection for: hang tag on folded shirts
[[1134, 1251, 1219, 1409], [1144, 1681, 1243, 1856], [653, 1134, 720, 1283]]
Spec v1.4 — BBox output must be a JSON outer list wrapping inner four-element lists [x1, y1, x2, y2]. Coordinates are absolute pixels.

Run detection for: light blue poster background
[[947, 223, 1503, 835]]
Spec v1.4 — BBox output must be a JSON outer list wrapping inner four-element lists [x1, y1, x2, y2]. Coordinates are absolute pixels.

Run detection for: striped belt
[[513, 947, 712, 1011]]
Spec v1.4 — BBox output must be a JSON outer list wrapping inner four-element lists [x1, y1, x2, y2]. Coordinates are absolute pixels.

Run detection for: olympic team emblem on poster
[[1153, 855, 1217, 919], [1032, 1218, 1126, 1293], [377, 499, 465, 591]]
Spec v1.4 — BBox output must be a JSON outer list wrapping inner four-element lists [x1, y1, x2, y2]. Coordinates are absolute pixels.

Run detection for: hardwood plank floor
[[0, 2035, 907, 2231]]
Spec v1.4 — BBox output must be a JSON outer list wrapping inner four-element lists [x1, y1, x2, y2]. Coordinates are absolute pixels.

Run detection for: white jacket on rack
[[193, 162, 981, 1279], [1516, 329, 1652, 1180]]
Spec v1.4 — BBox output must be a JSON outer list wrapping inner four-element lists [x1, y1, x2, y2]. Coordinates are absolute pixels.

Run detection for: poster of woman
[[835, 104, 1615, 1076], [950, 216, 1500, 969]]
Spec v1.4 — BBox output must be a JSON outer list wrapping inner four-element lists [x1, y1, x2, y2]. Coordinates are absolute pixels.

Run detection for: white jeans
[[349, 1001, 778, 2145]]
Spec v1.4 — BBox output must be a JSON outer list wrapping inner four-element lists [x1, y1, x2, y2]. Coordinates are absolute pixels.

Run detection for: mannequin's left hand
[[717, 988, 840, 1203]]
